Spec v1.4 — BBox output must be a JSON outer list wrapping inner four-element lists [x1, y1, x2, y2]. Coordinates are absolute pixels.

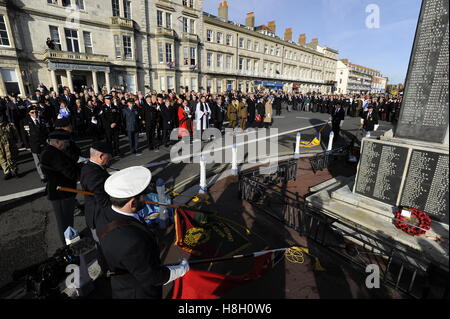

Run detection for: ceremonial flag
[[174, 209, 251, 258], [300, 133, 321, 148], [172, 251, 284, 299]]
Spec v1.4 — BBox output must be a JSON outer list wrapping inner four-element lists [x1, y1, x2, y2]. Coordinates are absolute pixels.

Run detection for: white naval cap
[[104, 166, 152, 199]]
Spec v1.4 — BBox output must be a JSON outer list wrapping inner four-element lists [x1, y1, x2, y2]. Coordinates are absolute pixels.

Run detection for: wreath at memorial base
[[393, 207, 431, 237]]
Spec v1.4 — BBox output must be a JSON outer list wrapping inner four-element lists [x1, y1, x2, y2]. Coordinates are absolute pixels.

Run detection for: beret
[[91, 141, 113, 155], [104, 166, 152, 199], [48, 129, 71, 140]]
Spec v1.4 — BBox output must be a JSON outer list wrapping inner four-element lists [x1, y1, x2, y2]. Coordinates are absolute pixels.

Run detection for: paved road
[[0, 110, 393, 198], [0, 109, 394, 292]]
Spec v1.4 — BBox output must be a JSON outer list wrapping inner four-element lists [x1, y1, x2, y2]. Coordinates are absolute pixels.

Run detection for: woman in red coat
[[178, 99, 193, 138]]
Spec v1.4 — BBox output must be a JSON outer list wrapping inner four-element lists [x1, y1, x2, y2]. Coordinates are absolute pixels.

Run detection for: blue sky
[[203, 0, 422, 84]]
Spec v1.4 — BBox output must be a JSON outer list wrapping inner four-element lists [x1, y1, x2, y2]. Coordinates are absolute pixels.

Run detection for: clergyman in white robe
[[195, 101, 212, 132]]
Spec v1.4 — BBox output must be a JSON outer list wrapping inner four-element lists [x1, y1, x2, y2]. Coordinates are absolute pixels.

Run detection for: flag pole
[[164, 247, 296, 267], [56, 186, 180, 209]]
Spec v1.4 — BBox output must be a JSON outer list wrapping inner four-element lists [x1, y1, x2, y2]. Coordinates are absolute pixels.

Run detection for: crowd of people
[[0, 83, 403, 181], [0, 83, 403, 299]]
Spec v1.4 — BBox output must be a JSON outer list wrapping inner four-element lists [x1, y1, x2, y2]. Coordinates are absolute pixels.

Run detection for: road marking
[[172, 122, 327, 163], [0, 187, 46, 203]]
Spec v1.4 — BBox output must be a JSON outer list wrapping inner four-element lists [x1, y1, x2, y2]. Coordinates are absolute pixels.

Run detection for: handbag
[[255, 113, 262, 123]]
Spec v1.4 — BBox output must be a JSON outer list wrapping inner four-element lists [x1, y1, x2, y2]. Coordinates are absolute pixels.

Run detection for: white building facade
[[0, 0, 345, 96]]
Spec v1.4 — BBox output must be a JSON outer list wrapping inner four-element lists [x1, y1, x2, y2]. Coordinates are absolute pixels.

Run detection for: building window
[[216, 54, 222, 69], [112, 0, 120, 17], [64, 28, 79, 52], [182, 17, 188, 33], [254, 42, 259, 52], [158, 42, 164, 63], [239, 57, 243, 71], [246, 39, 251, 50], [226, 55, 231, 70], [189, 19, 195, 33], [157, 11, 163, 27], [123, 35, 132, 59], [62, 0, 71, 6], [0, 15, 10, 47], [190, 47, 196, 65], [206, 29, 212, 42], [264, 45, 268, 54], [47, 0, 58, 4], [165, 12, 172, 28], [167, 76, 174, 90], [226, 34, 232, 46], [83, 31, 93, 54], [124, 1, 132, 19], [183, 47, 189, 65], [263, 62, 267, 74], [207, 79, 212, 93], [191, 77, 197, 91], [49, 25, 61, 50], [183, 0, 194, 8], [165, 43, 173, 63], [216, 32, 222, 44], [114, 35, 121, 58], [254, 61, 258, 73], [217, 79, 222, 93], [207, 52, 212, 68], [246, 58, 250, 71], [160, 76, 166, 91], [76, 0, 85, 10], [239, 38, 244, 48]]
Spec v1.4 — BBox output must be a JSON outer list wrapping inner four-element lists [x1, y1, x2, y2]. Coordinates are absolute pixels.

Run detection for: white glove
[[374, 124, 379, 131], [78, 156, 89, 164], [340, 120, 344, 128], [360, 119, 364, 125], [329, 117, 332, 121], [164, 259, 190, 285]]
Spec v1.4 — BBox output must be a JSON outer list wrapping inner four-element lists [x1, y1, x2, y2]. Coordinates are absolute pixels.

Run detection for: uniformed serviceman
[[80, 141, 113, 272], [331, 102, 346, 139], [227, 98, 239, 129], [238, 98, 248, 131], [40, 130, 79, 246], [0, 112, 19, 179], [100, 95, 121, 157], [360, 104, 379, 138], [21, 104, 49, 182], [96, 166, 190, 299]]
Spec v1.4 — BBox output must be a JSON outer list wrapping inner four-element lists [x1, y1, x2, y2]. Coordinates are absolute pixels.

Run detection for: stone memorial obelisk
[[306, 0, 449, 267]]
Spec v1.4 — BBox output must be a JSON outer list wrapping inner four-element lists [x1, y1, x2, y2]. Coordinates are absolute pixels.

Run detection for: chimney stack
[[246, 12, 255, 27], [218, 1, 229, 21], [311, 38, 319, 46], [284, 28, 292, 41], [267, 21, 276, 34], [298, 34, 306, 46]]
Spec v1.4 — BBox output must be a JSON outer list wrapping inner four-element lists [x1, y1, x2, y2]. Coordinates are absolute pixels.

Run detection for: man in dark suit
[[331, 102, 346, 139], [6, 95, 26, 146], [99, 95, 121, 156], [122, 99, 142, 155], [142, 95, 158, 150], [96, 166, 190, 299], [160, 99, 174, 147], [80, 141, 112, 272], [40, 130, 79, 246], [62, 88, 76, 113], [21, 105, 49, 181], [360, 104, 379, 137], [247, 93, 256, 128]]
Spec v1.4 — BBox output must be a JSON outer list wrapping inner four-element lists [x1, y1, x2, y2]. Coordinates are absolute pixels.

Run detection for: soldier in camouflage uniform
[[0, 113, 19, 180]]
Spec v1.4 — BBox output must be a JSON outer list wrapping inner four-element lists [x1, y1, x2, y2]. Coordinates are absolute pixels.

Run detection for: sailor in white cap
[[95, 166, 189, 299]]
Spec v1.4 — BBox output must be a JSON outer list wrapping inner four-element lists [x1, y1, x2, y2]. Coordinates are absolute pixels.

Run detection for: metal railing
[[238, 156, 449, 299], [44, 49, 109, 63]]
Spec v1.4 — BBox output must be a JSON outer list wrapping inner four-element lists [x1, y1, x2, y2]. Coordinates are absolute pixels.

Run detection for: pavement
[[0, 108, 395, 297]]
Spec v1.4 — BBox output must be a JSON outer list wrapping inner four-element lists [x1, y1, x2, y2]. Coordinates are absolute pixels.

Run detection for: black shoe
[[41, 177, 47, 183]]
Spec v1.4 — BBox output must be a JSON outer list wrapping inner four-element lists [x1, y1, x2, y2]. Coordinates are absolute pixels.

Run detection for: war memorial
[[0, 0, 448, 304]]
